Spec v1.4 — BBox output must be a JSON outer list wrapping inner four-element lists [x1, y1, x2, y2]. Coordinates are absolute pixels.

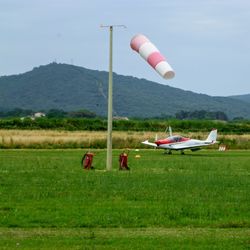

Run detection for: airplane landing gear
[[164, 150, 172, 155], [181, 150, 185, 155]]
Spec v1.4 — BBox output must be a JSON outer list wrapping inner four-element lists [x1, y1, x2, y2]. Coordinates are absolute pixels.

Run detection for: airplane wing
[[169, 144, 201, 150], [142, 141, 209, 150], [141, 140, 157, 147], [168, 142, 213, 150]]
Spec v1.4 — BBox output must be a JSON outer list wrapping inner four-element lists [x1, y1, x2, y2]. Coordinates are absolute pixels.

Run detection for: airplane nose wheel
[[181, 150, 185, 155]]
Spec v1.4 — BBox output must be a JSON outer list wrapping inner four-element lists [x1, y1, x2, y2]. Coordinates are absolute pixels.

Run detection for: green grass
[[0, 149, 249, 249], [1, 227, 249, 250]]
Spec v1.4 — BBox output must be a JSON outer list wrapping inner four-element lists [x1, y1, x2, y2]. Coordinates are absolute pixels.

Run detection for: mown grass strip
[[1, 227, 249, 250]]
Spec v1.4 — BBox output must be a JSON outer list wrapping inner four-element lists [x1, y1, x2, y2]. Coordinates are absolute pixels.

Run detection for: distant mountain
[[0, 63, 250, 119], [229, 94, 250, 104]]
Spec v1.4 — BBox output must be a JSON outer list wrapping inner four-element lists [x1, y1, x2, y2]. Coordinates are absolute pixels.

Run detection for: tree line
[[175, 110, 228, 121], [0, 108, 96, 118], [0, 116, 249, 133], [0, 108, 240, 121]]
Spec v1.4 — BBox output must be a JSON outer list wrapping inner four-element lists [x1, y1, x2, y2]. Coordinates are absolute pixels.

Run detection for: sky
[[1, 0, 250, 96]]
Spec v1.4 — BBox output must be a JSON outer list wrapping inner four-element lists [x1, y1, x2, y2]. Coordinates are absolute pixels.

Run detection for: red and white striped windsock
[[130, 34, 175, 79]]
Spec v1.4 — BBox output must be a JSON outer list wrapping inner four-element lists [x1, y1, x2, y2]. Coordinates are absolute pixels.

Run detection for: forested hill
[[229, 94, 250, 104], [0, 63, 250, 119]]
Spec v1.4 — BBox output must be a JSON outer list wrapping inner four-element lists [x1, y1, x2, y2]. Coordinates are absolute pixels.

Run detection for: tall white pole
[[100, 24, 126, 171], [106, 26, 113, 171]]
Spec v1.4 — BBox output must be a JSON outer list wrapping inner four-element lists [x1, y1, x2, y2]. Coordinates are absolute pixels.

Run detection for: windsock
[[130, 34, 175, 79]]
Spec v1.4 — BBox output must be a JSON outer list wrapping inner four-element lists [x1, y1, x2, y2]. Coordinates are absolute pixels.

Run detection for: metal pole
[[106, 26, 113, 171]]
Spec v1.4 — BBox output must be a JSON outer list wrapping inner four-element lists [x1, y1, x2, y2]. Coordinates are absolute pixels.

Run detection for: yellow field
[[0, 130, 149, 146], [0, 129, 249, 148]]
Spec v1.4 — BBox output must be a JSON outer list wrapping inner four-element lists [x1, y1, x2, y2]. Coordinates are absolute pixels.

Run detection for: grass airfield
[[0, 149, 249, 249]]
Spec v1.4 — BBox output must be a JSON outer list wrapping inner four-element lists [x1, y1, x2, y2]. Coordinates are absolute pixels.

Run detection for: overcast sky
[[1, 0, 250, 96]]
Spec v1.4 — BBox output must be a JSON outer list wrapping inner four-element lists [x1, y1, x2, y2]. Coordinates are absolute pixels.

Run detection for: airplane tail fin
[[206, 129, 217, 143]]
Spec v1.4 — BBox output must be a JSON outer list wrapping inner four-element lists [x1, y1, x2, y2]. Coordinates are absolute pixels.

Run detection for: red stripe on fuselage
[[155, 137, 190, 146]]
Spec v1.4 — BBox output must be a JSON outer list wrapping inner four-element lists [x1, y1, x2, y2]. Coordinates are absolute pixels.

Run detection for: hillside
[[0, 63, 250, 119], [229, 94, 250, 104]]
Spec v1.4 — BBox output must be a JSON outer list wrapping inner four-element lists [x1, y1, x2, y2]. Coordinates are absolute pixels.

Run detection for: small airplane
[[142, 127, 218, 154]]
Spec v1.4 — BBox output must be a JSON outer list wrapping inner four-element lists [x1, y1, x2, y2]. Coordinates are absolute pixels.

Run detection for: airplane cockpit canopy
[[169, 136, 184, 142]]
